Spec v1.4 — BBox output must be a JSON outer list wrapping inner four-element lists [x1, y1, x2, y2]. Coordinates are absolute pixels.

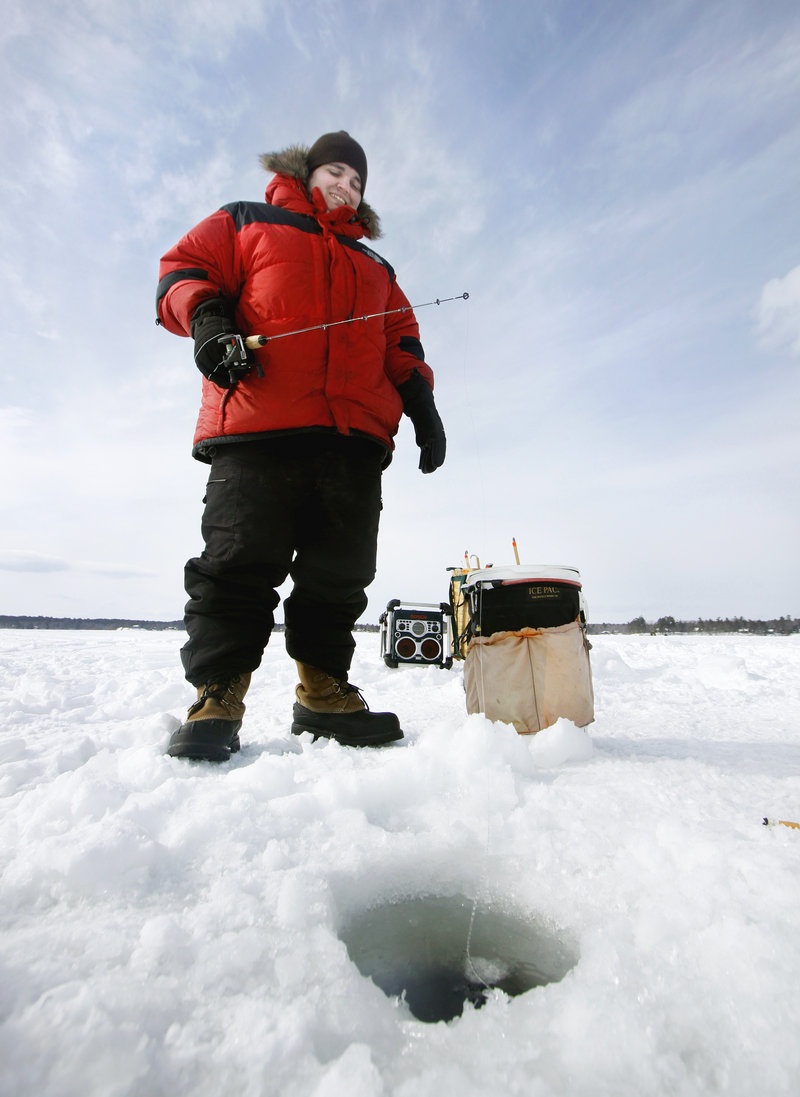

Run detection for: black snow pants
[[180, 433, 384, 687]]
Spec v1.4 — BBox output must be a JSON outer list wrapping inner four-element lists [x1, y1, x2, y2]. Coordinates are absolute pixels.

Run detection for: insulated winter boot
[[291, 663, 403, 747], [167, 673, 251, 761]]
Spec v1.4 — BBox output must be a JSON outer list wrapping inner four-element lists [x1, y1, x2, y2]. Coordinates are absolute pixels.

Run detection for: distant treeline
[[0, 616, 186, 631], [0, 615, 380, 633], [587, 616, 800, 635], [0, 615, 796, 635]]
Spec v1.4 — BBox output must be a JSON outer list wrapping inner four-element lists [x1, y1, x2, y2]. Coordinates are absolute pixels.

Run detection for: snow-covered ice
[[2, 627, 800, 1096]]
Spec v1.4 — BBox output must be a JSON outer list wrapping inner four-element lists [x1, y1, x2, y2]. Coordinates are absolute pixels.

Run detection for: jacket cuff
[[396, 368, 434, 413]]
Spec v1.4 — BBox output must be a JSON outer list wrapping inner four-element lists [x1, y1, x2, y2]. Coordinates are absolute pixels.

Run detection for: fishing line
[[463, 579, 494, 994], [463, 586, 500, 998], [451, 298, 498, 998]]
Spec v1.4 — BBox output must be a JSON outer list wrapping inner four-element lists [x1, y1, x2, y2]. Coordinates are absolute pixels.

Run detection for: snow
[[2, 627, 800, 1096]]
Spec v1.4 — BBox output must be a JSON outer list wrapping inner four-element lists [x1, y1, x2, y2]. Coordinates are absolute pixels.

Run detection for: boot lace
[[330, 678, 369, 709], [188, 676, 243, 718]]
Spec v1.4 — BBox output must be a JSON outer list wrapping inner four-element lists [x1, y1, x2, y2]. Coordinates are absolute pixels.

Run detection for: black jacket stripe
[[155, 267, 209, 311], [399, 335, 425, 361]]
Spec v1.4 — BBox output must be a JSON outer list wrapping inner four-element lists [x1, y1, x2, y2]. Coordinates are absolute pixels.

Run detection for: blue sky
[[1, 0, 799, 623]]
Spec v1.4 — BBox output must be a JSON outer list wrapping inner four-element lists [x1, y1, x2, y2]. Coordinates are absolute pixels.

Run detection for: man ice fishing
[[156, 130, 446, 761]]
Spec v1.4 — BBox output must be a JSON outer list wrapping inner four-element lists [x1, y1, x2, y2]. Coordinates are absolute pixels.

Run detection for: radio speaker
[[379, 600, 454, 669]]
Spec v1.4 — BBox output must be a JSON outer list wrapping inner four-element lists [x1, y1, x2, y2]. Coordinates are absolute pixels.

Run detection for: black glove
[[397, 369, 446, 474], [190, 298, 247, 388]]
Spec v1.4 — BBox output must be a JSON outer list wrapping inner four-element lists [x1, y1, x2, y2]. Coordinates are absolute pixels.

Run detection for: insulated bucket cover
[[464, 566, 583, 636]]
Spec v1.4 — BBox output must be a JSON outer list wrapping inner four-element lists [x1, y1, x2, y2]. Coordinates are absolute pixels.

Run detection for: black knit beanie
[[307, 131, 368, 194]]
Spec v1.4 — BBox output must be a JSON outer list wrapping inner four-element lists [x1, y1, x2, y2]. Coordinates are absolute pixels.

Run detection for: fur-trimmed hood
[[260, 145, 381, 239]]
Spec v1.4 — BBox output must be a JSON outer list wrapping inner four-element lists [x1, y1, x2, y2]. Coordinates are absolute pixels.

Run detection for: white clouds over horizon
[[757, 265, 800, 356]]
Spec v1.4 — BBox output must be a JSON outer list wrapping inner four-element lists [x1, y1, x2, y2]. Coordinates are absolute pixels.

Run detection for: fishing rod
[[217, 291, 469, 384], [243, 291, 469, 350]]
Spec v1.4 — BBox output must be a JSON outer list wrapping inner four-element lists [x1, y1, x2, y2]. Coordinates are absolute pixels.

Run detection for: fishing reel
[[217, 334, 263, 385]]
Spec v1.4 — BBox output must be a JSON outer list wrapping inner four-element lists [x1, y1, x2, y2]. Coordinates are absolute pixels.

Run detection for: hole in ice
[[340, 893, 578, 1023]]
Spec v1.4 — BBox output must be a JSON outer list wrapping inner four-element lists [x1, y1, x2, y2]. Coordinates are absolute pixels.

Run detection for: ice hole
[[340, 893, 578, 1023]]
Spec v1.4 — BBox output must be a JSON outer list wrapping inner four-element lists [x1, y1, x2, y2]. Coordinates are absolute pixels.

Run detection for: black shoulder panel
[[219, 201, 320, 236], [336, 235, 395, 281], [219, 203, 393, 278]]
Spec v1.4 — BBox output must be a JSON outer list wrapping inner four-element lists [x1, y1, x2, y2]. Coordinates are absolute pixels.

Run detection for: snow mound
[[527, 717, 595, 766]]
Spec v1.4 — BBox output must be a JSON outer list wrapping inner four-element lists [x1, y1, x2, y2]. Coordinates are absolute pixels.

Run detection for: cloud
[[756, 265, 800, 356], [0, 550, 154, 578], [0, 551, 70, 574], [80, 561, 157, 579]]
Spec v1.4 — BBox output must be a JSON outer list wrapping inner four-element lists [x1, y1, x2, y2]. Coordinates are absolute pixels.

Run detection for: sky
[[1, 0, 799, 625]]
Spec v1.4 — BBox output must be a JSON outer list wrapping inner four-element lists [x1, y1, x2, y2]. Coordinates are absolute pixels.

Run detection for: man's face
[[308, 162, 363, 211]]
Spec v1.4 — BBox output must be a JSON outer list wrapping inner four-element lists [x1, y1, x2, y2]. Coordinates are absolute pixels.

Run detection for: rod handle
[[244, 335, 267, 350]]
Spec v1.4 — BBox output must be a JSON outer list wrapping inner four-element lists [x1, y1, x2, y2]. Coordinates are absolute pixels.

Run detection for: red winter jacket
[[157, 167, 434, 462]]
